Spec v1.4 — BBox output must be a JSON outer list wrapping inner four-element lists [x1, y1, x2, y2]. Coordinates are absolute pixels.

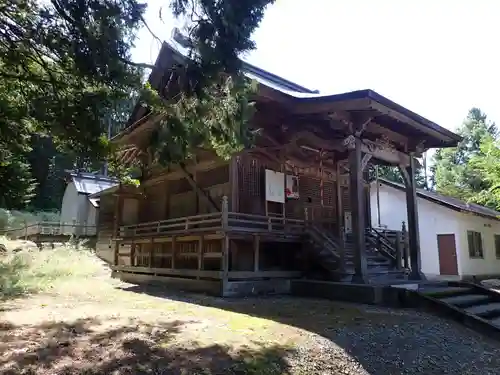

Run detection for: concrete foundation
[[291, 279, 405, 307], [222, 279, 291, 297]]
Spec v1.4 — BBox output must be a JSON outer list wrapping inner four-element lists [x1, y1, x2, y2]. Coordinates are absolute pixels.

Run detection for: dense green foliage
[[2, 1, 499, 214], [143, 0, 275, 165], [1, 0, 274, 210], [372, 164, 427, 189], [432, 108, 500, 209]]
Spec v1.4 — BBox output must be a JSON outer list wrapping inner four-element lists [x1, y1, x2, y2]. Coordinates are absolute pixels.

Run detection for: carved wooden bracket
[[343, 135, 356, 150], [361, 153, 372, 171]]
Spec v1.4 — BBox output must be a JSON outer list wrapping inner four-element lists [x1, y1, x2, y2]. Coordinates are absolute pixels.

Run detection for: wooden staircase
[[303, 226, 408, 283]]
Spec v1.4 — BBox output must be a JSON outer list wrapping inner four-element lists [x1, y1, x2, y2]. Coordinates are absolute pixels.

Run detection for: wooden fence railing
[[1, 222, 97, 239]]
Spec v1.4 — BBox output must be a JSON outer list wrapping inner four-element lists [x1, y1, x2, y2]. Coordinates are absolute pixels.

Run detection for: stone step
[[490, 317, 500, 328], [439, 294, 491, 307], [340, 268, 405, 276], [420, 286, 472, 298], [464, 302, 500, 317], [345, 258, 391, 265]]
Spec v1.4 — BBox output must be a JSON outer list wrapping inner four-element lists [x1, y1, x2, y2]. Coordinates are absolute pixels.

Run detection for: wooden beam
[[227, 271, 302, 279], [369, 100, 450, 143], [179, 163, 220, 211], [367, 121, 409, 148], [292, 97, 372, 115], [361, 138, 410, 166], [112, 265, 223, 279]]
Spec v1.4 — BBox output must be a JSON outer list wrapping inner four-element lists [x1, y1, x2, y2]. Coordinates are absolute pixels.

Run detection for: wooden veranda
[[95, 41, 461, 296]]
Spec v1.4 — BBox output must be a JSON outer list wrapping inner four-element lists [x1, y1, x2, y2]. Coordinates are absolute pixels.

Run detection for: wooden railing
[[1, 222, 97, 239], [119, 195, 305, 239], [119, 211, 305, 238], [367, 226, 409, 269], [304, 224, 344, 272], [120, 213, 222, 237]]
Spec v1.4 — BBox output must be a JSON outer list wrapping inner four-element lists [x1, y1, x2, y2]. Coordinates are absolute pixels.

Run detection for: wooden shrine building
[[96, 40, 461, 296]]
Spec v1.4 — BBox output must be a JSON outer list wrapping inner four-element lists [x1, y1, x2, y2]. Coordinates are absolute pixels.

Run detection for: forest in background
[[5, 106, 500, 217], [1, 0, 500, 218]]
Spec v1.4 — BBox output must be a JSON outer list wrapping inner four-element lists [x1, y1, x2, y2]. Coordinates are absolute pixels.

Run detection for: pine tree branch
[[117, 56, 156, 70]]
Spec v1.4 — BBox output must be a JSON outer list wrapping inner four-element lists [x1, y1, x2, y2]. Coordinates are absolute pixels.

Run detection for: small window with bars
[[467, 230, 484, 258], [495, 235, 500, 259]]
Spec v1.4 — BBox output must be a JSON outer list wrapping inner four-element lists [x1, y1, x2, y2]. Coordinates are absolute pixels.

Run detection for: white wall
[[456, 213, 500, 277], [60, 182, 98, 234], [370, 183, 462, 278], [60, 182, 80, 226]]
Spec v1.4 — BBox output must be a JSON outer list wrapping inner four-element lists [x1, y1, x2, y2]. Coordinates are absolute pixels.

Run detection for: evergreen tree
[[1, 0, 275, 208], [370, 163, 426, 189], [431, 108, 498, 207]]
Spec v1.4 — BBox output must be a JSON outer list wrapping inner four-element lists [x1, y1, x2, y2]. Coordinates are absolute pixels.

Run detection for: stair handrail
[[310, 225, 342, 252], [305, 224, 341, 259], [371, 227, 397, 251], [367, 227, 397, 262]]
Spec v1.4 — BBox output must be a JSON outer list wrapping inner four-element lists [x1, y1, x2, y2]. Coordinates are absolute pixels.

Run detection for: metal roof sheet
[[71, 172, 118, 195]]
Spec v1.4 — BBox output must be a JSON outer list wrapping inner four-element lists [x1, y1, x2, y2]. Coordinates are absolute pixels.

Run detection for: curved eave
[[287, 89, 462, 149]]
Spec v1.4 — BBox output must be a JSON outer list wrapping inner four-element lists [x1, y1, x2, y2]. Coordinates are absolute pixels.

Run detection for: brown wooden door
[[437, 234, 459, 275]]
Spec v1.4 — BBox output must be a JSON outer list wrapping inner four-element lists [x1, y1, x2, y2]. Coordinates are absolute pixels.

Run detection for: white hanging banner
[[265, 169, 285, 203]]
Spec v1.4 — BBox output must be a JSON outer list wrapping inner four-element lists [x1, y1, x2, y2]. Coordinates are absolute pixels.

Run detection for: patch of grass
[[0, 245, 105, 299]]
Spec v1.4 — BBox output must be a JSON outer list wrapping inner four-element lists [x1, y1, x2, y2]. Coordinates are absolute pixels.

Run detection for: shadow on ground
[[118, 284, 500, 375], [0, 317, 293, 375]]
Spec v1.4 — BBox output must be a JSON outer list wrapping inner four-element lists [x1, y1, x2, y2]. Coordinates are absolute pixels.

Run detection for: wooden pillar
[[171, 236, 176, 269], [149, 238, 154, 268], [400, 157, 424, 280], [253, 235, 260, 272], [230, 155, 239, 212], [221, 196, 229, 291], [347, 136, 368, 283], [197, 236, 204, 279], [112, 192, 124, 266], [363, 168, 372, 229], [401, 221, 410, 269], [395, 231, 403, 270], [336, 162, 343, 238]]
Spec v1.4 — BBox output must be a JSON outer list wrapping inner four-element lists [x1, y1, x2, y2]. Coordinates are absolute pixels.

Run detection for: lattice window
[[299, 176, 321, 204], [342, 186, 351, 212], [134, 244, 150, 267], [323, 181, 335, 207]]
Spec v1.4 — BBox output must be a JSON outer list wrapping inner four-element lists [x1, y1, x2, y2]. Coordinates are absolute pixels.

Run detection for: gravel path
[[2, 279, 500, 374], [290, 313, 500, 375]]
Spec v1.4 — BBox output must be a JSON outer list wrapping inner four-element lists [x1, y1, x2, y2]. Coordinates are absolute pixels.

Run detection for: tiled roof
[[376, 179, 500, 221]]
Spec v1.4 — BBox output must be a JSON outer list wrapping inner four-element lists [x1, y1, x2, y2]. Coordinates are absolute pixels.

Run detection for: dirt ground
[[2, 270, 500, 375]]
